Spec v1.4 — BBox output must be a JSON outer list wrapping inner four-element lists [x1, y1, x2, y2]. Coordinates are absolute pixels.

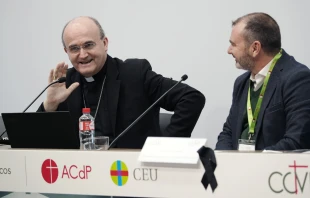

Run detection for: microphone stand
[[107, 75, 188, 150]]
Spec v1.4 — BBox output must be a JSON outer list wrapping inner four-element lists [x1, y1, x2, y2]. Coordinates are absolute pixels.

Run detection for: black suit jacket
[[39, 56, 205, 148], [216, 50, 310, 150]]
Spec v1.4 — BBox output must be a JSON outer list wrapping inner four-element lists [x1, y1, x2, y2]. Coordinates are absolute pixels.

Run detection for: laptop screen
[[0, 116, 6, 138], [1, 111, 80, 149]]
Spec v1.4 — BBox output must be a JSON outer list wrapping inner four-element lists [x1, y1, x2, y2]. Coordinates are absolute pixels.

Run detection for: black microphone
[[0, 77, 66, 144], [107, 74, 188, 150], [22, 77, 66, 113]]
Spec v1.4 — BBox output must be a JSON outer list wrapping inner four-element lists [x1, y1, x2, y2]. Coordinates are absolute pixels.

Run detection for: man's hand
[[43, 62, 79, 111]]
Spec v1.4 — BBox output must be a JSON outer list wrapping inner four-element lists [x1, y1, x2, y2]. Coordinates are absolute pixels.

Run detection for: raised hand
[[43, 62, 79, 112]]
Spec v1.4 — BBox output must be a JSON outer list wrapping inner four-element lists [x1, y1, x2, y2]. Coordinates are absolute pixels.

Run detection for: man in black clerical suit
[[38, 16, 205, 149]]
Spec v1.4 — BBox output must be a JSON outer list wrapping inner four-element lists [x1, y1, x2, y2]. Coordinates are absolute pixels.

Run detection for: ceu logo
[[110, 160, 128, 186], [41, 159, 58, 184]]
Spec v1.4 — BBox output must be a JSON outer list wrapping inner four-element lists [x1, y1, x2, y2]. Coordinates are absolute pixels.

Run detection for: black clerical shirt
[[81, 64, 112, 137]]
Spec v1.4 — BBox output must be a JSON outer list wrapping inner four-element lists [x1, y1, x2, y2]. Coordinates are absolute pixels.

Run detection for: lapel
[[254, 72, 278, 134], [105, 56, 121, 135], [235, 75, 250, 142], [255, 53, 286, 137], [66, 69, 83, 126]]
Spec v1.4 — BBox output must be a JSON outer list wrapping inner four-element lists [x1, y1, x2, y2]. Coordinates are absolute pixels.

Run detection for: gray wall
[[0, 0, 309, 148]]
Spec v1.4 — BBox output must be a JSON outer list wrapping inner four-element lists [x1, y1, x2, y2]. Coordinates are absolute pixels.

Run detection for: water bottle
[[79, 108, 95, 149]]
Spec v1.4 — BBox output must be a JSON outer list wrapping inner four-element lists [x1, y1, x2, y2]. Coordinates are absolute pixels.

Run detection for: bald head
[[62, 16, 109, 77], [62, 16, 105, 48]]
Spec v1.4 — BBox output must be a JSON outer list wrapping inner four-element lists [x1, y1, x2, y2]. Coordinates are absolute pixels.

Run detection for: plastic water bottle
[[79, 108, 95, 149]]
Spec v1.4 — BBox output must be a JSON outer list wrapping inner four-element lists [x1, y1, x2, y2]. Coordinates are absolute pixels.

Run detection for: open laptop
[[1, 111, 80, 149], [0, 116, 6, 137]]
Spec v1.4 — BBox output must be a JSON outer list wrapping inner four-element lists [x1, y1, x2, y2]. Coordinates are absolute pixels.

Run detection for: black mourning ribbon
[[197, 146, 218, 192]]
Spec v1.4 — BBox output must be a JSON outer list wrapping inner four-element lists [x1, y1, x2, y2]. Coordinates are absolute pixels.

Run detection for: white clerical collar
[[84, 76, 95, 82]]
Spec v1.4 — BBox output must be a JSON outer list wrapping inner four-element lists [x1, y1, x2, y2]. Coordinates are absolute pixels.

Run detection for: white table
[[0, 145, 309, 198]]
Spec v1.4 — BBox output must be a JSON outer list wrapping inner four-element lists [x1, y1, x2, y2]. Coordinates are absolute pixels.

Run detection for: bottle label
[[79, 121, 94, 131]]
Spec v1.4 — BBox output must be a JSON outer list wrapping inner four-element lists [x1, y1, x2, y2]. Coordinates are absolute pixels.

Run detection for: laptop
[[1, 111, 80, 149], [0, 116, 6, 137]]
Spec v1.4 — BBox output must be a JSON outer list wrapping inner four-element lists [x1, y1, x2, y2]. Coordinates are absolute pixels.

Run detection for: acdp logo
[[269, 160, 309, 194], [41, 159, 92, 184], [41, 159, 58, 184], [110, 160, 128, 186]]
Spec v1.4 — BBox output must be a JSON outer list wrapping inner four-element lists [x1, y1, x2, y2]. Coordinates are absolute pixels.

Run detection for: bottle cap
[[82, 108, 91, 113]]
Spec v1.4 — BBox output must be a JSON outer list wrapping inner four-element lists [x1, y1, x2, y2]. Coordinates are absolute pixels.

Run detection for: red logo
[[41, 159, 92, 184], [41, 159, 58, 184]]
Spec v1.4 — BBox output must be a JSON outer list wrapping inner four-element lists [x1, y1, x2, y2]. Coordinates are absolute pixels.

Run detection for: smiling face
[[63, 17, 108, 77], [227, 21, 255, 71]]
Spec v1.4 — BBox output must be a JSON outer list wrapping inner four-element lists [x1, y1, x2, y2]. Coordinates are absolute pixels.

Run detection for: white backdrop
[[0, 0, 309, 148]]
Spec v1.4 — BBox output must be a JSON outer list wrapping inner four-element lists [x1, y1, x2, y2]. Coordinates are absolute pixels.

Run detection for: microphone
[[107, 74, 188, 150], [22, 77, 66, 113], [0, 77, 66, 144]]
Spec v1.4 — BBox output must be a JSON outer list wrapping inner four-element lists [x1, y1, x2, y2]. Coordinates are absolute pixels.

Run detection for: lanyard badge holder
[[238, 50, 282, 151]]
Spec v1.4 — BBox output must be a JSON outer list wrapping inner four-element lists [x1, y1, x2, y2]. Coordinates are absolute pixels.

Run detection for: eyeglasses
[[67, 41, 96, 54]]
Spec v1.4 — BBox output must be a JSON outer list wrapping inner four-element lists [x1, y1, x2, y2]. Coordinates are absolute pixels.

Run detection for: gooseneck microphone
[[22, 77, 66, 113], [107, 74, 188, 150], [0, 77, 66, 144]]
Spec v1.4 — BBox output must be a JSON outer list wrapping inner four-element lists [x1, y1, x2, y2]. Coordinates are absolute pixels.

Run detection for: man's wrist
[[43, 100, 59, 112]]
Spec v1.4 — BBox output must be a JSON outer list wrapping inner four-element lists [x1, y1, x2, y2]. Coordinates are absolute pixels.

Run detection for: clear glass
[[83, 136, 109, 151]]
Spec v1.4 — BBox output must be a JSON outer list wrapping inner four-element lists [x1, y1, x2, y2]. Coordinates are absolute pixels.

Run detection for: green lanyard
[[247, 50, 282, 140]]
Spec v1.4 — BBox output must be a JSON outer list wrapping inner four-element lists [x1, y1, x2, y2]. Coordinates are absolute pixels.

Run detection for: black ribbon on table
[[197, 146, 218, 192]]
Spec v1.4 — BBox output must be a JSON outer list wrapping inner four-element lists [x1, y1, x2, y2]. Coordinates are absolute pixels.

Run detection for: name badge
[[238, 139, 255, 151]]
